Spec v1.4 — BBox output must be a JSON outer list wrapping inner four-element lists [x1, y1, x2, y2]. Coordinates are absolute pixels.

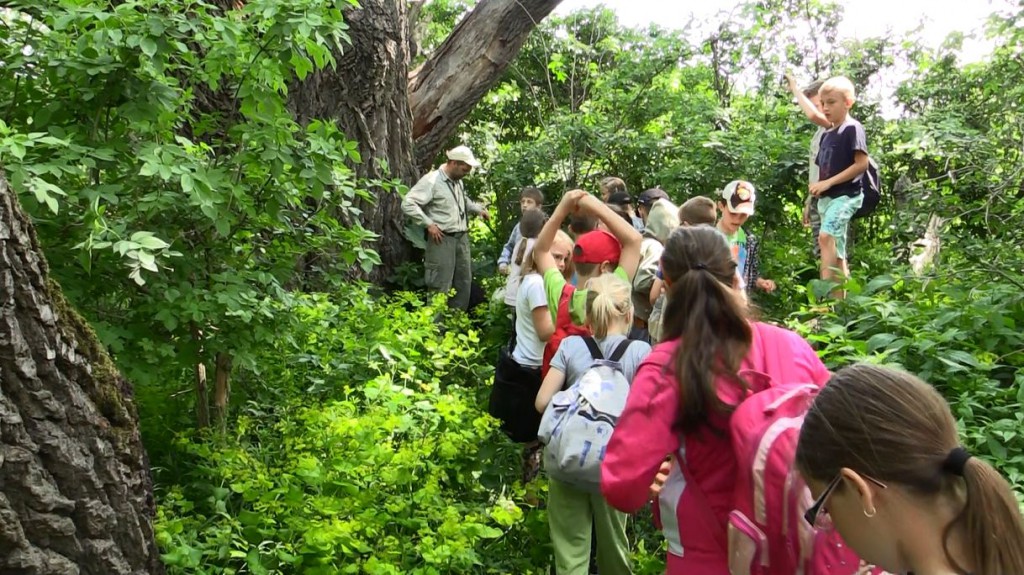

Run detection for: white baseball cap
[[721, 180, 756, 215], [446, 145, 481, 168]]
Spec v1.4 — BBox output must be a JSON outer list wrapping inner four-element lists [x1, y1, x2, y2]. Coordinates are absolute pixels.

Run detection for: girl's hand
[[649, 457, 672, 500]]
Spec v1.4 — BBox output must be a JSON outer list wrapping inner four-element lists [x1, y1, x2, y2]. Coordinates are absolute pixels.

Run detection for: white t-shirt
[[513, 273, 548, 367], [809, 126, 826, 184]]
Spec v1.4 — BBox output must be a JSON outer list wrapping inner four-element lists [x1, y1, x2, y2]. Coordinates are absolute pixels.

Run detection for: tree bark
[[0, 171, 162, 574], [409, 0, 564, 171], [290, 0, 421, 284], [213, 352, 231, 433]]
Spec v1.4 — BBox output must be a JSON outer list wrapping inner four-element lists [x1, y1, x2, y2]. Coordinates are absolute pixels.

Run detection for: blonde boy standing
[[792, 76, 868, 293]]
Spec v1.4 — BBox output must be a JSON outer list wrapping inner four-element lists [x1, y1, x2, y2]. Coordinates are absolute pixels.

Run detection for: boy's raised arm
[[786, 72, 831, 129], [576, 194, 643, 282]]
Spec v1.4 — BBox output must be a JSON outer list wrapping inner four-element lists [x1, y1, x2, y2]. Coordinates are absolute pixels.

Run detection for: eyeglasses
[[804, 472, 888, 529]]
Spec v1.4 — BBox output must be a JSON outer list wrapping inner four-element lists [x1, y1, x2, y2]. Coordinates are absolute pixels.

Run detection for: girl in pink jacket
[[600, 225, 830, 574]]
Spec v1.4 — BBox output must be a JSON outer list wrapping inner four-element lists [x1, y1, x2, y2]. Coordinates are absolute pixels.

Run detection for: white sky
[[554, 0, 1006, 63]]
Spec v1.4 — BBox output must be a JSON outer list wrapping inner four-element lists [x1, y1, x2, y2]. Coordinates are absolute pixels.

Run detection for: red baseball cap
[[573, 230, 622, 264]]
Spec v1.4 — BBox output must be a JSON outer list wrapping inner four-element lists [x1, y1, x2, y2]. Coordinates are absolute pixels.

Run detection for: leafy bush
[[788, 261, 1024, 501], [154, 287, 560, 574]]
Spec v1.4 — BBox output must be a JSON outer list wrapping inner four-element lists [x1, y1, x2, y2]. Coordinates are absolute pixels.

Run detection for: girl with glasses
[[796, 363, 1024, 575]]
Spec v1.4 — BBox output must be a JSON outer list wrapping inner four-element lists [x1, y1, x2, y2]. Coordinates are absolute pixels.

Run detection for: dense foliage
[[1, 0, 1022, 572]]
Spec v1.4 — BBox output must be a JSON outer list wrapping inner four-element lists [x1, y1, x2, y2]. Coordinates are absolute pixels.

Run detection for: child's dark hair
[[513, 209, 547, 266], [599, 176, 627, 197], [678, 196, 716, 226], [802, 79, 825, 98], [569, 213, 599, 237], [606, 203, 633, 226], [520, 186, 544, 205], [519, 208, 546, 239], [796, 364, 1024, 575], [660, 225, 751, 433]]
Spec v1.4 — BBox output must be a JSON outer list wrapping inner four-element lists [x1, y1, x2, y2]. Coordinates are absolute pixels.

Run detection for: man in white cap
[[402, 145, 490, 310]]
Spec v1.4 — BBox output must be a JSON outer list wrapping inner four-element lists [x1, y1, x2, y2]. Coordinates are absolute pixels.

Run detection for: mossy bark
[[0, 170, 163, 574]]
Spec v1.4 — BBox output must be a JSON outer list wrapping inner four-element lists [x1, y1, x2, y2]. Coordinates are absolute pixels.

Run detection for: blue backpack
[[537, 337, 634, 492], [853, 157, 881, 219]]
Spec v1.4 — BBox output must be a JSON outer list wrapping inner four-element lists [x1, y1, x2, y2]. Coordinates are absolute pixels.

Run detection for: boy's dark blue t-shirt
[[816, 116, 868, 198]]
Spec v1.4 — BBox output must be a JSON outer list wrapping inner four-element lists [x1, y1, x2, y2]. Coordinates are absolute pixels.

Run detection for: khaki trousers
[[424, 232, 472, 310]]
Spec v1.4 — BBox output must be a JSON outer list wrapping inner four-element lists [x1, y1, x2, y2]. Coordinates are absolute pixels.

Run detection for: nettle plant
[[0, 0, 379, 426]]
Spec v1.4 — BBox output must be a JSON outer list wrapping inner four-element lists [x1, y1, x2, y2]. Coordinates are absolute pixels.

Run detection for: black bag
[[487, 340, 544, 443], [853, 157, 881, 219]]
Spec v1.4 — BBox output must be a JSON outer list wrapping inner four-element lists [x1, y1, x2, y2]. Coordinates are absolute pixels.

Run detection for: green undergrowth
[[789, 261, 1024, 501], [151, 250, 1024, 574], [152, 284, 666, 574]]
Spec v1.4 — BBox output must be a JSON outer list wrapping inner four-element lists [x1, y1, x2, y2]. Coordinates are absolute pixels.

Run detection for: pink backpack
[[681, 328, 885, 575]]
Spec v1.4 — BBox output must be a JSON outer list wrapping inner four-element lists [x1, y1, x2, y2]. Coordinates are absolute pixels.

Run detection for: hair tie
[[693, 263, 708, 271], [942, 447, 972, 476]]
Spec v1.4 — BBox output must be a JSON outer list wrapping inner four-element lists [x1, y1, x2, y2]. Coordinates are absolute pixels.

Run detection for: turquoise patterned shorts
[[818, 193, 863, 260]]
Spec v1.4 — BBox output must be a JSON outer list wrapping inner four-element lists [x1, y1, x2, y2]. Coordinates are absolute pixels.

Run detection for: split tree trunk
[[408, 0, 565, 170], [289, 0, 564, 282], [0, 171, 162, 573]]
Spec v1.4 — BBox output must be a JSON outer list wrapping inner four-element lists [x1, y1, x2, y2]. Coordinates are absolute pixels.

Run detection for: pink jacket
[[600, 322, 831, 575]]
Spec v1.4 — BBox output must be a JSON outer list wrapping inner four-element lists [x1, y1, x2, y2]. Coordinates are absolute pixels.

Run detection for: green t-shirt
[[543, 266, 630, 327]]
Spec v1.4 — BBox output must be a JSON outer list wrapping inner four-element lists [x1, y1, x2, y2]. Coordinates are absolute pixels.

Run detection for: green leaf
[[140, 37, 157, 57], [865, 333, 898, 353], [987, 435, 1008, 461], [137, 235, 170, 250], [137, 250, 158, 272]]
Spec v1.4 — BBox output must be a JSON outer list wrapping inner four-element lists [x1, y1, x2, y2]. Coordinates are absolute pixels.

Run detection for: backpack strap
[[677, 323, 768, 555], [583, 336, 604, 361], [679, 459, 729, 553], [608, 338, 634, 363]]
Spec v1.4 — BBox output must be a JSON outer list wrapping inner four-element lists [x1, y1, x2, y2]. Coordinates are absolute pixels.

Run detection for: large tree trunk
[[409, 0, 564, 170], [290, 0, 563, 283], [0, 172, 162, 574], [290, 0, 420, 284]]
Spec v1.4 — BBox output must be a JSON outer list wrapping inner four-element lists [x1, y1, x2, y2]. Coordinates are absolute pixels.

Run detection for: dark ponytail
[[796, 364, 1024, 575], [659, 225, 751, 433]]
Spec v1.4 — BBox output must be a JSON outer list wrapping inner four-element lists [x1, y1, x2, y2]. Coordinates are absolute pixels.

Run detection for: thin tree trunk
[[0, 170, 162, 574], [213, 352, 232, 432]]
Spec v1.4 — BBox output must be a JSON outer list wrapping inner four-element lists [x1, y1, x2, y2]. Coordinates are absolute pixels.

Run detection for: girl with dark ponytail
[[601, 225, 831, 574], [796, 363, 1024, 575]]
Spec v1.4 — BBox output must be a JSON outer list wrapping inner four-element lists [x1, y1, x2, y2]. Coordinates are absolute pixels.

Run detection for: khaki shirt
[[401, 167, 483, 233]]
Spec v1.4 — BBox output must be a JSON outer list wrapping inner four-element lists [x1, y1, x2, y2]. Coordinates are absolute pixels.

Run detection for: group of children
[[484, 74, 1024, 575]]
